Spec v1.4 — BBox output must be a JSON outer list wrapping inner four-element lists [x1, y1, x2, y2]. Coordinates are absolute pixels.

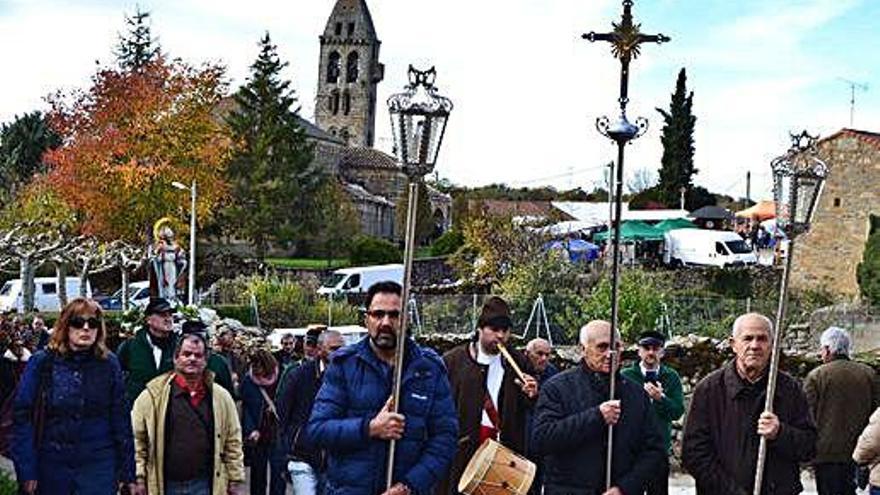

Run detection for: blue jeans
[[871, 486, 880, 495], [38, 453, 116, 495], [165, 477, 211, 495], [288, 460, 327, 495]]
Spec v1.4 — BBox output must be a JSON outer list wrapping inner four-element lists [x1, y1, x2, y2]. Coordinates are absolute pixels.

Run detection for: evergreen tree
[[224, 33, 324, 258], [115, 7, 160, 71], [656, 68, 698, 208], [0, 111, 61, 206]]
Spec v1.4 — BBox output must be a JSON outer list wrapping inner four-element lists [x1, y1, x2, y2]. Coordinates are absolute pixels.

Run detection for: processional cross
[[583, 1, 669, 491]]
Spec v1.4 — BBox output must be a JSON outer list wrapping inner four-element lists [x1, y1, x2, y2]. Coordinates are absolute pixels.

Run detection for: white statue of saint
[[151, 224, 187, 302]]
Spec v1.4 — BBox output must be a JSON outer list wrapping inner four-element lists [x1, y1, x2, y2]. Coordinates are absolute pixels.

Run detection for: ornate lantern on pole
[[384, 65, 453, 489], [753, 131, 827, 495]]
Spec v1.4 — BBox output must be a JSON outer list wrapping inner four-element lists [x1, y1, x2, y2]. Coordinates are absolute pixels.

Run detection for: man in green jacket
[[118, 298, 177, 405], [621, 330, 685, 495]]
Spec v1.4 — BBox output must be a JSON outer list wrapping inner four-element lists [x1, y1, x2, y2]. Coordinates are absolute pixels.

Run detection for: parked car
[[316, 264, 404, 296], [0, 277, 92, 312], [663, 228, 758, 268], [98, 281, 150, 310]]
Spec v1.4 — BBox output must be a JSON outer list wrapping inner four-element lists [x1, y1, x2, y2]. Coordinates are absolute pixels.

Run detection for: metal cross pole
[[583, 1, 669, 490]]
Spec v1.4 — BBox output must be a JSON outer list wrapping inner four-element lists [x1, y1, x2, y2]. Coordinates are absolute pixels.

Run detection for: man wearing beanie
[[437, 296, 539, 495]]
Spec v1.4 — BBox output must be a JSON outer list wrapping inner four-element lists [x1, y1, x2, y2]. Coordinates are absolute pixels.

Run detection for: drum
[[458, 438, 536, 495]]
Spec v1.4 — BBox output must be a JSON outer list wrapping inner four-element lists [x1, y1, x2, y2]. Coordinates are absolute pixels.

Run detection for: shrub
[[349, 236, 402, 265], [429, 230, 464, 257], [0, 470, 16, 495], [858, 232, 880, 307], [213, 304, 258, 326]]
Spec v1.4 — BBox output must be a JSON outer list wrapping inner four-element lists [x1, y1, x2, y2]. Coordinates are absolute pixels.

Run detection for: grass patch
[[266, 258, 350, 270]]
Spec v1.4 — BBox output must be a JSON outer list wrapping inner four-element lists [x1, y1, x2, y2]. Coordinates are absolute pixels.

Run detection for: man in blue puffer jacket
[[307, 281, 458, 495]]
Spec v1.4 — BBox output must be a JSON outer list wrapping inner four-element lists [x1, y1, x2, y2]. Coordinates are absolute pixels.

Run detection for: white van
[[317, 264, 405, 296], [0, 277, 93, 312], [663, 228, 757, 268]]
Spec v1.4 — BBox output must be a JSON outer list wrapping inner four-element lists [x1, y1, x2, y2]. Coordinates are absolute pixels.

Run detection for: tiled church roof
[[340, 146, 400, 170]]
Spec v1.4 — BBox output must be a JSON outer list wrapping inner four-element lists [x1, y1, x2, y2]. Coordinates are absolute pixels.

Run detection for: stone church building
[[302, 0, 451, 241], [790, 128, 880, 298]]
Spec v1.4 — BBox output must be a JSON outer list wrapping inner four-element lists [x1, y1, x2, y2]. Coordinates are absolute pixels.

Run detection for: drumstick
[[497, 342, 528, 383]]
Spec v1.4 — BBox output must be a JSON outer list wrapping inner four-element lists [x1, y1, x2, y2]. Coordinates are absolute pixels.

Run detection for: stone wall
[[790, 130, 880, 297]]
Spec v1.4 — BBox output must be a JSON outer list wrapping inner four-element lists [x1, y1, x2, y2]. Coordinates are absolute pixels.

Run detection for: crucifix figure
[[583, 1, 669, 491]]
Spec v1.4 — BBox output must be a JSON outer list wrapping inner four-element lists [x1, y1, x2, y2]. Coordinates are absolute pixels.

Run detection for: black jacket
[[532, 364, 665, 495], [278, 358, 325, 469], [682, 361, 817, 495]]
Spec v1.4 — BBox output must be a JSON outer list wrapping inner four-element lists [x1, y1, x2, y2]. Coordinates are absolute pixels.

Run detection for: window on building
[[347, 22, 355, 36], [326, 51, 341, 83], [331, 90, 340, 115], [346, 51, 359, 83], [834, 197, 841, 207], [343, 90, 351, 115], [334, 22, 342, 36]]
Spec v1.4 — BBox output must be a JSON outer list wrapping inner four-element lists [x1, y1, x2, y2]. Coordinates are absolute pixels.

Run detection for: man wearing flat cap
[[118, 297, 177, 404], [621, 330, 685, 495], [437, 296, 539, 495]]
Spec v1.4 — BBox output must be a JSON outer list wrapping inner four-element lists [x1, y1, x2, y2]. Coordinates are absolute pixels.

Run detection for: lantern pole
[[583, 1, 669, 489], [385, 66, 452, 490], [753, 131, 827, 494]]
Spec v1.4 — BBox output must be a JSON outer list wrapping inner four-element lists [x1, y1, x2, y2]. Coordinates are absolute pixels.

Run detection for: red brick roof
[[821, 128, 880, 148]]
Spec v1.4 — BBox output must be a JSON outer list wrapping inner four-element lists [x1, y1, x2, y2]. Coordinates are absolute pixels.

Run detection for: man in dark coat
[[804, 326, 880, 495], [438, 296, 538, 495], [278, 329, 344, 494], [682, 313, 817, 495], [307, 281, 458, 495], [532, 320, 665, 495]]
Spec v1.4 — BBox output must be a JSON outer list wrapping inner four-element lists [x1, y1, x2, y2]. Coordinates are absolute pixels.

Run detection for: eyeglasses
[[69, 316, 101, 330], [365, 309, 401, 320]]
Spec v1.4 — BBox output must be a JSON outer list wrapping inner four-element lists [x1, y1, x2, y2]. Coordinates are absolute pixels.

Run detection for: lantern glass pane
[[773, 171, 792, 231], [794, 177, 820, 225]]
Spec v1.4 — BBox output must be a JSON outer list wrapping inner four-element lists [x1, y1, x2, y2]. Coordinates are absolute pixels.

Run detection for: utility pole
[[838, 78, 869, 127], [679, 186, 686, 210], [745, 171, 751, 209]]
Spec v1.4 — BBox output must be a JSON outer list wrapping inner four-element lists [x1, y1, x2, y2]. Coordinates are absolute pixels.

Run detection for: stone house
[[790, 128, 880, 298]]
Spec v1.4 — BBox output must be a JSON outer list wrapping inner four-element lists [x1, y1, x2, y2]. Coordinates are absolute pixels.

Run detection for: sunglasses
[[365, 309, 401, 320], [69, 316, 101, 330]]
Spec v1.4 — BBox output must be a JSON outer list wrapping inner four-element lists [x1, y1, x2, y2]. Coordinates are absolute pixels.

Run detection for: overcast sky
[[1, 0, 878, 200]]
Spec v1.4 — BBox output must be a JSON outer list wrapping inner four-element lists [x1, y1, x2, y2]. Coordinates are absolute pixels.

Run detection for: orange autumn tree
[[44, 56, 233, 242]]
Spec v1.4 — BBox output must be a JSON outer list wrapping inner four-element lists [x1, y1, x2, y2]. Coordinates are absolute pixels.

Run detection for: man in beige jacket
[[131, 332, 245, 495], [853, 407, 880, 495]]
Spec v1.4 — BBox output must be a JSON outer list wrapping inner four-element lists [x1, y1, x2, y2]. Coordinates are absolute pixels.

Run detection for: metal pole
[[606, 139, 626, 491], [753, 239, 795, 495], [386, 180, 420, 490], [188, 180, 197, 306]]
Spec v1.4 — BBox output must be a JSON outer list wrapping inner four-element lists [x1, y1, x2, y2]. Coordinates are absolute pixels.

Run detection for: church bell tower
[[315, 0, 384, 147]]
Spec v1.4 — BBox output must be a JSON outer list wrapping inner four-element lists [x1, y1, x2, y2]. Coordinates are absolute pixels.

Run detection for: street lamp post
[[384, 65, 453, 490], [753, 131, 827, 494], [584, 1, 669, 489], [172, 180, 197, 306]]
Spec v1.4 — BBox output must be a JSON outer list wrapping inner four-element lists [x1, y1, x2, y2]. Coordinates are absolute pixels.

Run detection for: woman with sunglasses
[[12, 298, 135, 495]]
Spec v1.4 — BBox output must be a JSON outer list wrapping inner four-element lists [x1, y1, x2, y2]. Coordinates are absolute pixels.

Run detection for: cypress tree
[[656, 68, 697, 208]]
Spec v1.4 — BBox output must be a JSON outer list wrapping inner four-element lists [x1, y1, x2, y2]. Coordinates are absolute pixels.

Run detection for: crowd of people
[[1, 281, 880, 495]]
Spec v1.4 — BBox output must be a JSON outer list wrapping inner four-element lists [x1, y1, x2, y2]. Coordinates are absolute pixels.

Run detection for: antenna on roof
[[838, 77, 869, 128]]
